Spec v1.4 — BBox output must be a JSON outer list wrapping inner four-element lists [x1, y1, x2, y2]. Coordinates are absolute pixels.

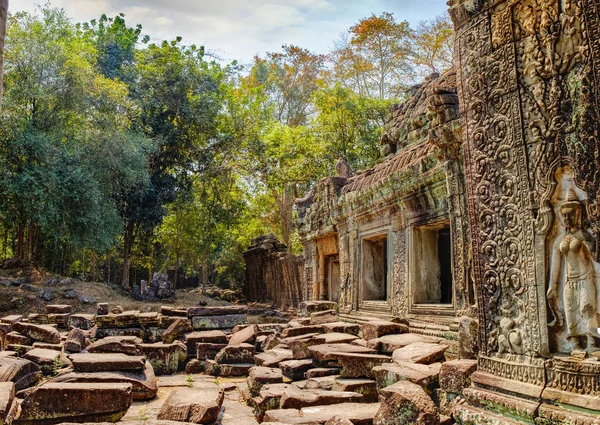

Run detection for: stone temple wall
[[449, 0, 600, 423], [242, 234, 304, 309]]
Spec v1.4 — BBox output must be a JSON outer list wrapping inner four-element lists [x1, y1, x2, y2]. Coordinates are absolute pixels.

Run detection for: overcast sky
[[13, 0, 448, 65]]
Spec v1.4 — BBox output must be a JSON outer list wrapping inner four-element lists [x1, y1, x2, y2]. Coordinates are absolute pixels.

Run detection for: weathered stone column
[[451, 0, 600, 423]]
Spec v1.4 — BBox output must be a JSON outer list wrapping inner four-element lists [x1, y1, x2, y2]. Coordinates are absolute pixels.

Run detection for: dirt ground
[[0, 268, 283, 320]]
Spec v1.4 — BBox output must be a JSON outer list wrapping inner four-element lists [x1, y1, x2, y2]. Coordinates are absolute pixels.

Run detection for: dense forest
[[0, 6, 453, 289]]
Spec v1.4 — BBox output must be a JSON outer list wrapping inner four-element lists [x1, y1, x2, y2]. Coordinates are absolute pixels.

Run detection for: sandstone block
[[187, 306, 248, 317], [69, 353, 146, 373], [86, 336, 142, 355], [204, 359, 252, 377], [279, 385, 363, 409], [367, 333, 443, 354], [299, 301, 337, 317], [185, 359, 204, 374], [332, 378, 378, 402], [331, 352, 393, 378], [67, 314, 95, 330], [139, 342, 186, 375], [439, 359, 477, 393], [191, 314, 246, 330], [373, 361, 441, 393], [279, 359, 313, 381], [308, 343, 376, 363], [161, 318, 193, 344], [254, 348, 293, 367], [23, 349, 62, 375], [45, 305, 72, 314], [310, 310, 338, 325], [0, 357, 42, 391], [375, 381, 439, 425], [248, 366, 284, 396], [49, 360, 157, 401], [281, 325, 325, 339], [229, 324, 258, 346], [63, 328, 86, 353], [17, 382, 133, 425], [214, 343, 255, 364], [361, 321, 408, 341], [392, 342, 448, 365], [322, 322, 360, 336], [184, 331, 227, 355], [304, 367, 340, 379], [196, 343, 227, 360], [12, 323, 60, 344], [0, 382, 19, 425], [157, 386, 224, 424], [264, 402, 380, 425], [5, 333, 32, 347]]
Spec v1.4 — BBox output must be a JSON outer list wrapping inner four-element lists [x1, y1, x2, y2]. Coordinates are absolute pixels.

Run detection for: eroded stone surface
[[157, 386, 224, 424], [438, 359, 477, 393], [361, 321, 408, 341], [391, 343, 448, 365], [12, 323, 60, 344], [69, 353, 146, 373], [264, 402, 380, 425]]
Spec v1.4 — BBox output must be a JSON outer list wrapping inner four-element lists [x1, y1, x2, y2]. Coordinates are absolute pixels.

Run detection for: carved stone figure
[[547, 189, 600, 354]]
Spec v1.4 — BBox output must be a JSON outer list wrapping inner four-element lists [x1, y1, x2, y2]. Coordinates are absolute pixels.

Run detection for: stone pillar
[[450, 0, 600, 423], [317, 253, 326, 300]]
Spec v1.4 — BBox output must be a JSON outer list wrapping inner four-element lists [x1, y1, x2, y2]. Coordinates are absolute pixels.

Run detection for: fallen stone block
[[438, 359, 477, 393], [229, 324, 258, 346], [31, 343, 62, 351], [45, 305, 72, 314], [196, 343, 228, 360], [0, 357, 42, 391], [264, 402, 380, 425], [373, 361, 441, 394], [375, 381, 439, 425], [25, 315, 47, 326], [332, 378, 378, 402], [215, 343, 255, 364], [204, 359, 253, 377], [310, 310, 338, 325], [250, 383, 292, 421], [322, 322, 360, 336], [367, 333, 443, 354], [308, 344, 376, 363], [17, 382, 133, 425], [23, 349, 62, 375], [1, 316, 22, 326], [47, 313, 70, 329], [161, 306, 188, 317], [331, 353, 393, 378], [12, 323, 60, 345], [49, 360, 157, 401], [248, 366, 284, 396], [279, 359, 313, 381], [287, 333, 359, 360], [392, 342, 448, 365], [191, 314, 246, 330], [185, 359, 203, 374], [325, 416, 355, 425], [304, 367, 340, 379], [63, 328, 86, 353], [254, 349, 293, 367], [187, 306, 248, 317], [86, 336, 142, 355], [157, 386, 224, 424], [5, 333, 32, 347], [361, 321, 407, 341], [281, 326, 325, 339], [0, 382, 20, 425], [94, 327, 146, 340], [67, 314, 95, 331], [69, 353, 146, 373], [184, 331, 228, 356], [280, 386, 363, 409], [161, 318, 193, 344], [139, 342, 186, 375], [305, 375, 340, 390], [299, 301, 337, 317]]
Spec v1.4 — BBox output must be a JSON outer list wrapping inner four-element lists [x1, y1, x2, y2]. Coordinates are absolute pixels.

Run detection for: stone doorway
[[326, 255, 340, 302], [411, 221, 453, 305], [361, 234, 389, 302]]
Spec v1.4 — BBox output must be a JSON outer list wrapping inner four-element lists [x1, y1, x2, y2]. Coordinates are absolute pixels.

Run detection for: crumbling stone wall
[[243, 234, 304, 308]]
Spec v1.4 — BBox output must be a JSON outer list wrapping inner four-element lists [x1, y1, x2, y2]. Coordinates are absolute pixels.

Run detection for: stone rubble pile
[[0, 300, 476, 425]]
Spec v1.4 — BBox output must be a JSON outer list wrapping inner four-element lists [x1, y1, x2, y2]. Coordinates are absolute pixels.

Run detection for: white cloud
[[11, 0, 448, 64]]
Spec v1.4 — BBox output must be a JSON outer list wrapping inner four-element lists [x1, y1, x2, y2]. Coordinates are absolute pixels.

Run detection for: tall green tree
[[0, 0, 7, 107], [411, 14, 454, 76]]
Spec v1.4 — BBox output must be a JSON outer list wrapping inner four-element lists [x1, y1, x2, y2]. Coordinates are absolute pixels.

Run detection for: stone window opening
[[361, 234, 389, 302], [412, 221, 453, 305]]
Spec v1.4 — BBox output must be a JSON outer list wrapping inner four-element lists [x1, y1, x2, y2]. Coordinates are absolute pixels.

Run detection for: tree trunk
[[16, 223, 24, 261], [121, 219, 134, 289], [0, 0, 8, 108], [90, 251, 97, 282], [276, 183, 295, 253]]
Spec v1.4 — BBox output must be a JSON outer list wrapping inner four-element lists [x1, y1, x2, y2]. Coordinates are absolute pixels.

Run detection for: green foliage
[[0, 5, 453, 288]]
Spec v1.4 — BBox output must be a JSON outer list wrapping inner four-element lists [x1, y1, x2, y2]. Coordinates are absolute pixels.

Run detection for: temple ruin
[[294, 0, 600, 422]]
